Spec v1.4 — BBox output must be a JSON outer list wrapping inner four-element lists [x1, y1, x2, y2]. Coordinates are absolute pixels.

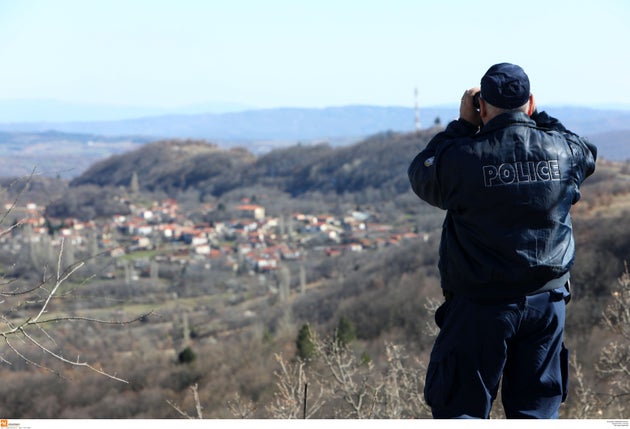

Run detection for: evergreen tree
[[296, 323, 317, 361], [178, 346, 196, 364], [336, 316, 356, 348]]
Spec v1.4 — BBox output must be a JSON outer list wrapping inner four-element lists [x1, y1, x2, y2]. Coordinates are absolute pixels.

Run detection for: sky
[[0, 0, 629, 114]]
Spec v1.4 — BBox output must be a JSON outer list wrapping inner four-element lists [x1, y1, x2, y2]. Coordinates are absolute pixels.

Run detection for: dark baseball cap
[[480, 63, 530, 109]]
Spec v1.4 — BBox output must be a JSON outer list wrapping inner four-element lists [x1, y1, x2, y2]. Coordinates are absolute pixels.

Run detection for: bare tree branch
[[167, 384, 204, 419], [19, 328, 128, 383], [0, 167, 37, 232], [0, 236, 150, 383], [4, 336, 66, 378]]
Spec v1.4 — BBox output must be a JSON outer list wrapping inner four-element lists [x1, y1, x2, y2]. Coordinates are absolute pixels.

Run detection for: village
[[0, 197, 424, 284]]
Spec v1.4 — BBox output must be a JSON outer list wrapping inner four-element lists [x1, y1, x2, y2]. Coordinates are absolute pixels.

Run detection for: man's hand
[[459, 87, 482, 127]]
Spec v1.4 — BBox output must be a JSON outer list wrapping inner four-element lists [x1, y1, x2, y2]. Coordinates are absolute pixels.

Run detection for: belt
[[442, 272, 572, 304], [528, 271, 571, 296]]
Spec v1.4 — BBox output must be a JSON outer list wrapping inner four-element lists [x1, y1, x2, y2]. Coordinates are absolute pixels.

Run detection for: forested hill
[[70, 130, 433, 200]]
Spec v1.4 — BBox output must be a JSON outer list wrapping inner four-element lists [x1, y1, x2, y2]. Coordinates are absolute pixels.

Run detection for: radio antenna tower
[[414, 87, 421, 133]]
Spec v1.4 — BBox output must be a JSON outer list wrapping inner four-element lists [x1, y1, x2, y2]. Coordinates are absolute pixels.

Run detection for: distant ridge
[[1, 105, 629, 147], [0, 99, 254, 122], [0, 105, 451, 143]]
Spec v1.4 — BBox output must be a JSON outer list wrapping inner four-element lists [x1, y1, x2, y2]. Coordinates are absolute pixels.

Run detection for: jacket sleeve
[[531, 110, 569, 132], [572, 136, 597, 185], [532, 110, 597, 186], [407, 119, 478, 209]]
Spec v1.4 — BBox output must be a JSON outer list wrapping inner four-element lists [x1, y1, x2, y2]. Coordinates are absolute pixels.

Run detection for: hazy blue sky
[[1, 0, 628, 110]]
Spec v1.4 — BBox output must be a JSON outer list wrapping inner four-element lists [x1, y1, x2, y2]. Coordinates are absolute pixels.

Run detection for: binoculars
[[473, 92, 481, 110]]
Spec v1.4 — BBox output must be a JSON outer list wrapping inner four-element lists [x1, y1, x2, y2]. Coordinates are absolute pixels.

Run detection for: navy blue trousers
[[424, 288, 570, 419]]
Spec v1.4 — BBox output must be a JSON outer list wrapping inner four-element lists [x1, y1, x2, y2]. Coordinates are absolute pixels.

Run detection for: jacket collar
[[479, 111, 535, 135]]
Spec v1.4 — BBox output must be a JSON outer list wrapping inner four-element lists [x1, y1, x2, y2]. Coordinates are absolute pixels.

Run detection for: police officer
[[408, 63, 597, 418]]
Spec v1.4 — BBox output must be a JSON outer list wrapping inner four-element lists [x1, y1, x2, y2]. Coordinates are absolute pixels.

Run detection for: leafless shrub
[[266, 353, 325, 419], [166, 383, 204, 419], [265, 332, 431, 419], [227, 392, 257, 418], [595, 262, 630, 416], [567, 263, 630, 419], [370, 343, 430, 418], [318, 335, 376, 418], [423, 297, 441, 338], [570, 352, 602, 418]]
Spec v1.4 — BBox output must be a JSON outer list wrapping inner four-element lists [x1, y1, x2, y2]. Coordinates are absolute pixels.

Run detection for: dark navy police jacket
[[408, 111, 597, 300]]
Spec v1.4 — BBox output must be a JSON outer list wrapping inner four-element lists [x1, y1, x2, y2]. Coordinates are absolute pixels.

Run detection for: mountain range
[[0, 105, 452, 143], [0, 99, 254, 122], [1, 104, 629, 143], [0, 105, 628, 180]]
